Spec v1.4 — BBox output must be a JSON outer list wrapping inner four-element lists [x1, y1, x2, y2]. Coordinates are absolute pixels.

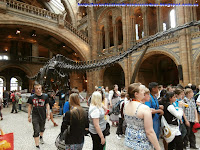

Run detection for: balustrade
[[0, 0, 89, 43]]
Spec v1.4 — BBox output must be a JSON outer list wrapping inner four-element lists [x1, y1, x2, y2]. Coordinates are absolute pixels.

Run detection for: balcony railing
[[17, 56, 49, 63], [0, 0, 89, 44], [0, 0, 61, 21], [0, 56, 49, 63], [64, 20, 89, 43]]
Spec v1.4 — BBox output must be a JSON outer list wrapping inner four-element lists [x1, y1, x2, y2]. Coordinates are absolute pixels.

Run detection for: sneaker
[[183, 145, 190, 149], [40, 138, 44, 144], [36, 145, 40, 149], [116, 135, 121, 140]]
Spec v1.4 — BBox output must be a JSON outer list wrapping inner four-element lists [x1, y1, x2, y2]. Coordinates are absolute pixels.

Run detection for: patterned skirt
[[125, 127, 153, 150]]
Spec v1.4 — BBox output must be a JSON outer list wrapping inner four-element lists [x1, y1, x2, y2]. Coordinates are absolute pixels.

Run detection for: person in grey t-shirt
[[89, 91, 106, 150]]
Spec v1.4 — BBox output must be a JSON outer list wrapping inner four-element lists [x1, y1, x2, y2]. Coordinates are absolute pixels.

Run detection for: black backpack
[[112, 100, 123, 115]]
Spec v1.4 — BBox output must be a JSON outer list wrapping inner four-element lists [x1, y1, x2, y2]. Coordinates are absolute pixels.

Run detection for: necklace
[[132, 99, 141, 103]]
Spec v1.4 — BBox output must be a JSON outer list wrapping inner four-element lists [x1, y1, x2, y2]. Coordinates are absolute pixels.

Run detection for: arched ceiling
[[0, 25, 84, 61]]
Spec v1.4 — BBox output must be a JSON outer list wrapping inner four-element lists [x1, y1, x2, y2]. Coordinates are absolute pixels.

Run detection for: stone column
[[142, 7, 149, 37], [87, 3, 98, 92], [130, 16, 136, 45], [113, 24, 118, 52], [32, 43, 39, 57], [32, 43, 39, 62], [176, 0, 192, 85], [104, 21, 110, 49], [97, 30, 103, 52], [49, 50, 53, 58], [156, 0, 163, 32]]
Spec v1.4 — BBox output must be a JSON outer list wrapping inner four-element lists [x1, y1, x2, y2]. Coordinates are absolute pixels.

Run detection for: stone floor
[[0, 103, 200, 150]]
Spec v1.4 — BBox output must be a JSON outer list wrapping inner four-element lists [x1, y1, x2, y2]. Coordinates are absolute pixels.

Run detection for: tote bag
[[161, 116, 176, 143], [0, 129, 14, 150]]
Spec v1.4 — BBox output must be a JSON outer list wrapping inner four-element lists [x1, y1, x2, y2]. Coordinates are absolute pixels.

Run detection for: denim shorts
[[66, 143, 84, 150]]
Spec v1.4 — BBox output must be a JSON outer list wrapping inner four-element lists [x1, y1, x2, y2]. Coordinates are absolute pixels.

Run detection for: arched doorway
[[0, 67, 29, 91], [137, 54, 179, 86], [103, 64, 125, 91], [10, 77, 22, 91]]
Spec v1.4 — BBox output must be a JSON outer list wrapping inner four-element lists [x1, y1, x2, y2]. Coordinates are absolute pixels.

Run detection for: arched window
[[170, 9, 176, 28], [10, 77, 18, 91], [0, 78, 3, 98]]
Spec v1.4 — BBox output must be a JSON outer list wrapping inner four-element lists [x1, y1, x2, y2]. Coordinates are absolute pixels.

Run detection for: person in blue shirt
[[63, 100, 70, 114], [145, 82, 164, 139]]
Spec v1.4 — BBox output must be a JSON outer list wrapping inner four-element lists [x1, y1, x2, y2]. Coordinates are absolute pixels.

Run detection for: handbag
[[55, 112, 71, 150], [0, 129, 14, 150], [55, 133, 66, 150], [161, 116, 176, 143], [103, 122, 110, 136]]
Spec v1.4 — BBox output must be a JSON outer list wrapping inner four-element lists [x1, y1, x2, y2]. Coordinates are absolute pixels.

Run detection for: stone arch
[[134, 49, 180, 86], [0, 76, 6, 88], [142, 49, 180, 66], [97, 7, 122, 26], [0, 66, 31, 91], [0, 64, 33, 77], [102, 63, 125, 90], [0, 19, 90, 61]]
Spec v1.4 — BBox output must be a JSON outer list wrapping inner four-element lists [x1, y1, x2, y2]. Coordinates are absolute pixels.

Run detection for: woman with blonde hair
[[60, 93, 88, 150], [124, 83, 160, 150], [89, 91, 107, 150]]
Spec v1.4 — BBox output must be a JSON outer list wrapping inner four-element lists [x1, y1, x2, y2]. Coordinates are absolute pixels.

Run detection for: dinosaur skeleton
[[29, 20, 200, 90]]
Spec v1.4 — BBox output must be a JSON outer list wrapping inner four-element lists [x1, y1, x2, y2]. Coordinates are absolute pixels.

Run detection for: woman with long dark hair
[[162, 92, 184, 150], [61, 93, 87, 150]]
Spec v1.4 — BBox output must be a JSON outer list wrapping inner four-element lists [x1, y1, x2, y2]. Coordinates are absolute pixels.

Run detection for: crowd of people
[[1, 82, 200, 150]]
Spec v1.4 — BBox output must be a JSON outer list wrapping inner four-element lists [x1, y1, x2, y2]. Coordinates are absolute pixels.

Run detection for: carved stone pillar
[[104, 23, 110, 49], [113, 24, 118, 51], [156, 0, 163, 32], [142, 7, 149, 37], [32, 43, 39, 57], [130, 16, 136, 45], [175, 0, 192, 85], [97, 30, 103, 52]]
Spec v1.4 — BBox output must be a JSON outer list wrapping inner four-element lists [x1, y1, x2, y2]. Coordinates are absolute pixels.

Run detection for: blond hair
[[184, 88, 193, 95], [143, 87, 150, 94], [91, 91, 102, 108]]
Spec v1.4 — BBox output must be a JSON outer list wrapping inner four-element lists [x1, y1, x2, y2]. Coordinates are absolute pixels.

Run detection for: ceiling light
[[16, 29, 20, 34], [5, 48, 8, 51], [32, 30, 36, 37], [3, 55, 8, 60], [62, 44, 66, 48]]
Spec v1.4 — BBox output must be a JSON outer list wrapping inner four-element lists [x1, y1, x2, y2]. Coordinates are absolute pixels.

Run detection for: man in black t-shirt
[[27, 83, 50, 149]]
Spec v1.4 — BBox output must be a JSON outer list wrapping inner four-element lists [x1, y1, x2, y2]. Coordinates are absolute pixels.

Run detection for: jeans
[[66, 143, 84, 150], [179, 123, 187, 139], [18, 104, 22, 110], [11, 102, 17, 113], [183, 122, 196, 147], [116, 118, 123, 135], [153, 118, 160, 139]]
